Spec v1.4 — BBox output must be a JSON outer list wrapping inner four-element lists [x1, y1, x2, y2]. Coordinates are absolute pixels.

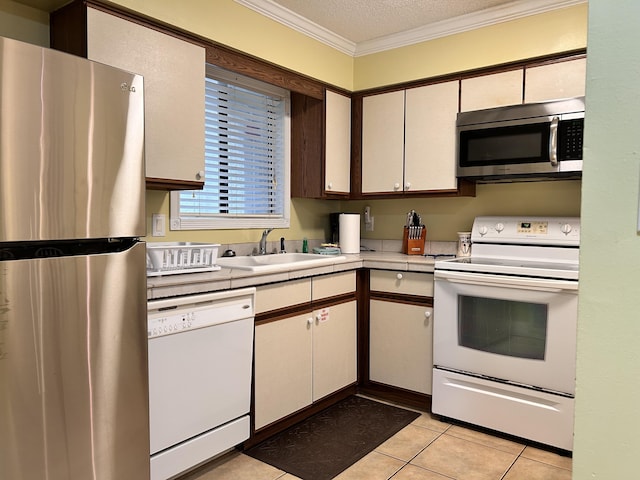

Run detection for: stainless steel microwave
[[456, 97, 585, 182]]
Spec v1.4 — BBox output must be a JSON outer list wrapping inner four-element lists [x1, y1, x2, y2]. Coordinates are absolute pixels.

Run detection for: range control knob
[[495, 222, 505, 233], [478, 226, 489, 236], [561, 223, 573, 235]]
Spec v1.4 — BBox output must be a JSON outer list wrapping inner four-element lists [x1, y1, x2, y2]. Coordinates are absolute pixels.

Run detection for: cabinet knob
[[307, 317, 314, 326], [196, 170, 205, 180], [394, 182, 401, 191], [327, 182, 333, 190], [405, 182, 411, 190], [424, 311, 432, 319], [396, 273, 403, 280]]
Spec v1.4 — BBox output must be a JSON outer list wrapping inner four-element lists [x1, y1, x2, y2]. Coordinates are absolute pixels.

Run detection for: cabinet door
[[524, 58, 587, 103], [460, 70, 524, 112], [369, 300, 433, 394], [86, 8, 205, 186], [254, 313, 313, 430], [405, 81, 459, 191], [312, 301, 357, 401], [361, 91, 405, 193], [325, 91, 351, 194]]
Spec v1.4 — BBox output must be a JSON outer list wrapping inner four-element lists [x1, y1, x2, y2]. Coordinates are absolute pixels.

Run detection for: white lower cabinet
[[254, 312, 313, 430], [254, 272, 357, 431], [312, 301, 357, 401], [369, 300, 433, 394], [368, 270, 434, 395]]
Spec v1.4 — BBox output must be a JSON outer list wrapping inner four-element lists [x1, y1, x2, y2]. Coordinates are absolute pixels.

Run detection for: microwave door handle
[[549, 116, 559, 167]]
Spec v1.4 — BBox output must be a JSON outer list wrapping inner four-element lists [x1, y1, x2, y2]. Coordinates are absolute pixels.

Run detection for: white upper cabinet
[[324, 90, 351, 194], [361, 82, 459, 194], [86, 8, 205, 188], [460, 69, 524, 112], [405, 81, 459, 191], [361, 90, 405, 193], [524, 58, 587, 103]]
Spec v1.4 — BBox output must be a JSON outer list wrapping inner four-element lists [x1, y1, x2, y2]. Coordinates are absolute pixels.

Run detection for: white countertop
[[147, 252, 437, 300]]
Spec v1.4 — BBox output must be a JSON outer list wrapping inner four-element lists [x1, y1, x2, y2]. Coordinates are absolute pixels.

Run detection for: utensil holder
[[402, 226, 426, 255]]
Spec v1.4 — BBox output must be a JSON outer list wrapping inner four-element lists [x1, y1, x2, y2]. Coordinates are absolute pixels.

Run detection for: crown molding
[[236, 0, 587, 57], [235, 0, 356, 55]]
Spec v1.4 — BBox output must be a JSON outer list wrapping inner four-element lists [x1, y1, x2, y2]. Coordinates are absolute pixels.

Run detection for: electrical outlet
[[365, 216, 374, 231], [152, 214, 166, 237]]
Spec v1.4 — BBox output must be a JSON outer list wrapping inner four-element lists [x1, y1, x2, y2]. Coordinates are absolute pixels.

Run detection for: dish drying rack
[[147, 242, 221, 276]]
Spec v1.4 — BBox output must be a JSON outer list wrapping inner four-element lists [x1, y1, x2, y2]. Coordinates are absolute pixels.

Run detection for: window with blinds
[[171, 65, 290, 230]]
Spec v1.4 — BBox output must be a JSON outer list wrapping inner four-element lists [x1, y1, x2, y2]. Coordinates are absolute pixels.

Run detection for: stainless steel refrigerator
[[0, 37, 149, 479]]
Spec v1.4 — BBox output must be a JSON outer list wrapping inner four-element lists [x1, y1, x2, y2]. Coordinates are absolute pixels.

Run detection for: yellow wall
[[109, 0, 354, 91], [119, 1, 586, 244], [0, 0, 587, 244], [349, 181, 582, 241], [0, 0, 48, 45], [355, 4, 588, 90]]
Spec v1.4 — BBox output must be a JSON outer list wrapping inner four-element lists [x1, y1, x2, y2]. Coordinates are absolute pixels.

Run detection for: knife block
[[402, 226, 426, 255]]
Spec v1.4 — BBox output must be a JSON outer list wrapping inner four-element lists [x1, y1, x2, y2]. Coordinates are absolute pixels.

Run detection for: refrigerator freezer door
[[0, 242, 149, 480], [0, 36, 145, 242]]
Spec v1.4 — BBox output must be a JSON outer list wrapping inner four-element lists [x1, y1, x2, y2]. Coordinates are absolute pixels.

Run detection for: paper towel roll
[[339, 214, 360, 253]]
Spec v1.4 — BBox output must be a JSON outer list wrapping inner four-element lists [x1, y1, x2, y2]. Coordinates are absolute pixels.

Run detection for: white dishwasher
[[147, 288, 256, 480]]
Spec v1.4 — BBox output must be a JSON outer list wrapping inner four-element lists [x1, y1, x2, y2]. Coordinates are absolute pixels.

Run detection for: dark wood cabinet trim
[[145, 177, 204, 191], [358, 382, 431, 412], [369, 291, 433, 307]]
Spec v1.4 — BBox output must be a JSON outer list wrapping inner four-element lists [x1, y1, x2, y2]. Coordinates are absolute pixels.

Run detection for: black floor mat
[[245, 395, 421, 480]]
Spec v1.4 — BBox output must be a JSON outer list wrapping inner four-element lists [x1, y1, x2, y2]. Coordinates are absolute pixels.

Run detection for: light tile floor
[[180, 405, 572, 480]]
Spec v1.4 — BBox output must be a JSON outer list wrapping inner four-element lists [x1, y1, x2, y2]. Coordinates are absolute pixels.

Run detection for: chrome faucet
[[259, 228, 273, 255]]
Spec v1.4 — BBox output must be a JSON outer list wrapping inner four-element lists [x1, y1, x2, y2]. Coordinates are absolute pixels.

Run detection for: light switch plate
[[152, 213, 166, 237]]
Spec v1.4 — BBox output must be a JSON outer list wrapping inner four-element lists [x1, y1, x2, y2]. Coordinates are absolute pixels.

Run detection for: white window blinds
[[171, 65, 290, 230]]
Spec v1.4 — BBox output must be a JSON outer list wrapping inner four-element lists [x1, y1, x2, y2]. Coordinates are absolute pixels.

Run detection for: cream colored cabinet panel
[[312, 271, 356, 300], [524, 58, 587, 103], [312, 301, 357, 401], [370, 270, 434, 297], [255, 279, 311, 314], [362, 91, 405, 193], [325, 91, 351, 194], [405, 81, 459, 191], [461, 70, 524, 112], [370, 300, 433, 394], [254, 313, 313, 430], [87, 8, 205, 184]]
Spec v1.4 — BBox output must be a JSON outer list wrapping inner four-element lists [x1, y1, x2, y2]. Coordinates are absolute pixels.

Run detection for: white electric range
[[432, 216, 580, 451]]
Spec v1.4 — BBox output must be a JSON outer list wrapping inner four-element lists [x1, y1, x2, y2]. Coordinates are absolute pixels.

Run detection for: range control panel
[[471, 216, 580, 246]]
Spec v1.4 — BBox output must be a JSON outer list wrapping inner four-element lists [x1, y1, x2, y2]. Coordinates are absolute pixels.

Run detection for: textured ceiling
[[271, 0, 516, 43]]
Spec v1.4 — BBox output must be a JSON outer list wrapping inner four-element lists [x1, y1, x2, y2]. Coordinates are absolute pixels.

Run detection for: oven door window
[[458, 295, 548, 360]]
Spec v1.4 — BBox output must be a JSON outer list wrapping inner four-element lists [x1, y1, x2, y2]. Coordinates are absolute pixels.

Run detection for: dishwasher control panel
[[148, 310, 197, 338], [147, 287, 255, 339]]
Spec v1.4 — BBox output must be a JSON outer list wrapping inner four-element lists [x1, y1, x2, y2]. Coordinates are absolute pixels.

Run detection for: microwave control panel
[[558, 118, 584, 160]]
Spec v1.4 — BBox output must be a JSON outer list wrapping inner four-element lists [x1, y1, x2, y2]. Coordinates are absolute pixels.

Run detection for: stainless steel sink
[[216, 252, 346, 272]]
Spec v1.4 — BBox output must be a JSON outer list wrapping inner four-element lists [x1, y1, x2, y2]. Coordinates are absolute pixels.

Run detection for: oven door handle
[[435, 270, 578, 293]]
